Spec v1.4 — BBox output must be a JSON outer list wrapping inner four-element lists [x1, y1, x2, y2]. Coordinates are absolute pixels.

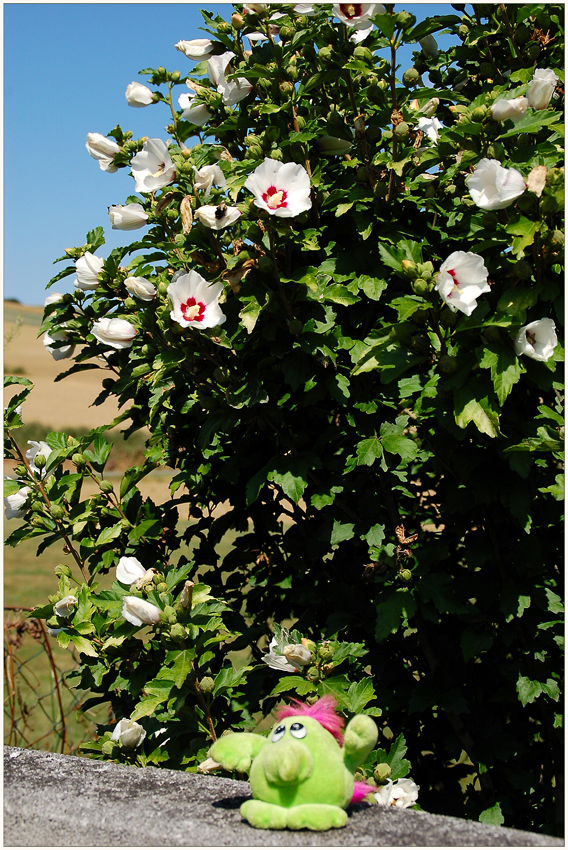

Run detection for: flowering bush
[[4, 2, 564, 836]]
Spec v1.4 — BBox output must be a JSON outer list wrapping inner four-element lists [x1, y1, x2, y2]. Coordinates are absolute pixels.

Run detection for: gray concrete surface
[[3, 746, 563, 847]]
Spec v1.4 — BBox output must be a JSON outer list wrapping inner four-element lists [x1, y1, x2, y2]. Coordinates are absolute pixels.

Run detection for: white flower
[[435, 251, 490, 316], [262, 637, 305, 672], [244, 158, 312, 218], [91, 318, 137, 350], [207, 52, 252, 106], [194, 164, 226, 198], [526, 68, 559, 110], [491, 96, 528, 123], [54, 595, 78, 618], [26, 440, 52, 477], [116, 556, 147, 585], [283, 644, 312, 666], [375, 778, 419, 808], [194, 204, 241, 230], [418, 116, 442, 144], [317, 135, 353, 156], [466, 158, 526, 210], [122, 596, 161, 627], [74, 252, 104, 291], [44, 292, 64, 306], [43, 327, 75, 361], [167, 271, 226, 330], [124, 276, 156, 302], [175, 39, 215, 61], [111, 718, 147, 749], [419, 34, 439, 58], [108, 203, 149, 231], [178, 91, 213, 126], [131, 139, 176, 193], [514, 318, 557, 362], [197, 757, 222, 773], [332, 4, 385, 42], [4, 480, 31, 520], [419, 97, 439, 117], [294, 4, 319, 14], [243, 3, 268, 13], [125, 81, 155, 108], [85, 133, 120, 173], [47, 627, 65, 637]]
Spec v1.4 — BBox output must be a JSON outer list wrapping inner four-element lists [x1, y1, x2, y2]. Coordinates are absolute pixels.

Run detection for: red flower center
[[181, 297, 206, 323], [262, 185, 288, 209], [340, 4, 363, 20]]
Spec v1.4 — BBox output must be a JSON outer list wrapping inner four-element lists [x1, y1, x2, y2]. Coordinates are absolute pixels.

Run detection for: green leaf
[[331, 520, 355, 546], [541, 679, 560, 702], [357, 437, 383, 466], [165, 649, 195, 689], [375, 590, 417, 642], [478, 344, 523, 406], [454, 383, 502, 438], [385, 733, 411, 781], [496, 286, 538, 317], [239, 298, 264, 333], [68, 634, 98, 658], [213, 665, 251, 696], [270, 676, 316, 697], [516, 675, 542, 707], [130, 695, 169, 720], [505, 215, 540, 256], [95, 523, 123, 547], [270, 469, 307, 504], [498, 108, 560, 139], [381, 434, 417, 461], [346, 677, 376, 713], [358, 275, 387, 301], [479, 802, 505, 826]]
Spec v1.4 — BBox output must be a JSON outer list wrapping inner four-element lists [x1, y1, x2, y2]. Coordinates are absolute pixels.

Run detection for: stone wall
[[3, 747, 563, 847]]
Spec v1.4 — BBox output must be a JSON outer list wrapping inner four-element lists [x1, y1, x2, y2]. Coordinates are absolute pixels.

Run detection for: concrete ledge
[[3, 746, 563, 847]]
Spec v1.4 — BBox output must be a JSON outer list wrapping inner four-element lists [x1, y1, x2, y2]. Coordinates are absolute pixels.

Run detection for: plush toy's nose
[[263, 740, 313, 786]]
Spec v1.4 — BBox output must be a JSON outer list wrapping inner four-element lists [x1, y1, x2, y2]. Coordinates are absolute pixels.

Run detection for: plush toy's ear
[[342, 715, 378, 774], [209, 732, 267, 774]]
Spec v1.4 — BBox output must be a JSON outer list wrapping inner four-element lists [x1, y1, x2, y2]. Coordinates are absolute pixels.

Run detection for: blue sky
[[4, 2, 462, 305]]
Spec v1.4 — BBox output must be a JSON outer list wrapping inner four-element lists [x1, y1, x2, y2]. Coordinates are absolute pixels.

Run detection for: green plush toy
[[209, 695, 378, 831]]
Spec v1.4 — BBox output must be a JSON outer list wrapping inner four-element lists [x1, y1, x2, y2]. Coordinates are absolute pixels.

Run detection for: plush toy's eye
[[271, 724, 286, 743], [289, 722, 307, 739]]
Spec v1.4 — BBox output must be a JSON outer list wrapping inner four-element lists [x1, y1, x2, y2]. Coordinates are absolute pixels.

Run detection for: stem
[[166, 82, 182, 146], [385, 37, 399, 204], [8, 433, 89, 583], [499, 4, 520, 59], [37, 618, 69, 754]]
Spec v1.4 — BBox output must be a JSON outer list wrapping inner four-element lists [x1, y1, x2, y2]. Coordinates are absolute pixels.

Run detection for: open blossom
[[91, 318, 137, 350], [167, 271, 226, 330], [332, 4, 385, 43], [85, 132, 120, 173], [175, 39, 215, 60], [125, 81, 155, 108], [375, 778, 419, 808], [195, 204, 241, 230], [435, 251, 490, 317], [526, 68, 559, 110], [111, 718, 147, 749], [514, 318, 557, 362], [262, 637, 312, 672], [491, 96, 528, 123], [245, 158, 312, 218], [4, 480, 31, 520], [43, 327, 75, 361], [109, 203, 148, 231], [194, 164, 226, 198], [122, 596, 161, 627], [74, 252, 104, 291], [466, 159, 526, 210], [116, 556, 147, 585], [131, 139, 176, 193], [207, 52, 252, 106], [44, 292, 64, 306], [124, 276, 156, 301], [26, 440, 51, 477], [418, 116, 442, 144], [54, 595, 78, 618], [178, 91, 212, 126]]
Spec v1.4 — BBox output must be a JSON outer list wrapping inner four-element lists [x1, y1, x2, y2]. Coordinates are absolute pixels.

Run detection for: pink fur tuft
[[276, 695, 345, 744], [351, 781, 375, 803]]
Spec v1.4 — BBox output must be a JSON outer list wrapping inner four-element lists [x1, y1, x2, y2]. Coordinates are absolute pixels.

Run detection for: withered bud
[[180, 196, 194, 234], [179, 580, 195, 609]]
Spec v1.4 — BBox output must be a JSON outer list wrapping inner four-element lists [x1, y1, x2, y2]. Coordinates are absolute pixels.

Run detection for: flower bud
[[318, 644, 334, 662], [33, 454, 46, 471], [306, 666, 320, 680], [411, 279, 429, 296], [374, 763, 392, 784], [31, 500, 45, 513], [284, 644, 312, 666], [546, 167, 564, 186], [394, 122, 409, 138], [401, 259, 418, 278], [200, 676, 215, 693], [397, 10, 416, 29], [402, 68, 420, 88], [101, 740, 118, 756], [301, 638, 317, 653], [54, 564, 73, 578], [50, 504, 66, 520], [471, 106, 487, 123], [232, 12, 244, 28], [99, 480, 114, 493], [170, 623, 186, 641]]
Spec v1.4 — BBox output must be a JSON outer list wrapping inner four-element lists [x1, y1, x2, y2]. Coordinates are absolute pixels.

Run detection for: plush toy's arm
[[209, 732, 267, 774], [342, 715, 378, 774]]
